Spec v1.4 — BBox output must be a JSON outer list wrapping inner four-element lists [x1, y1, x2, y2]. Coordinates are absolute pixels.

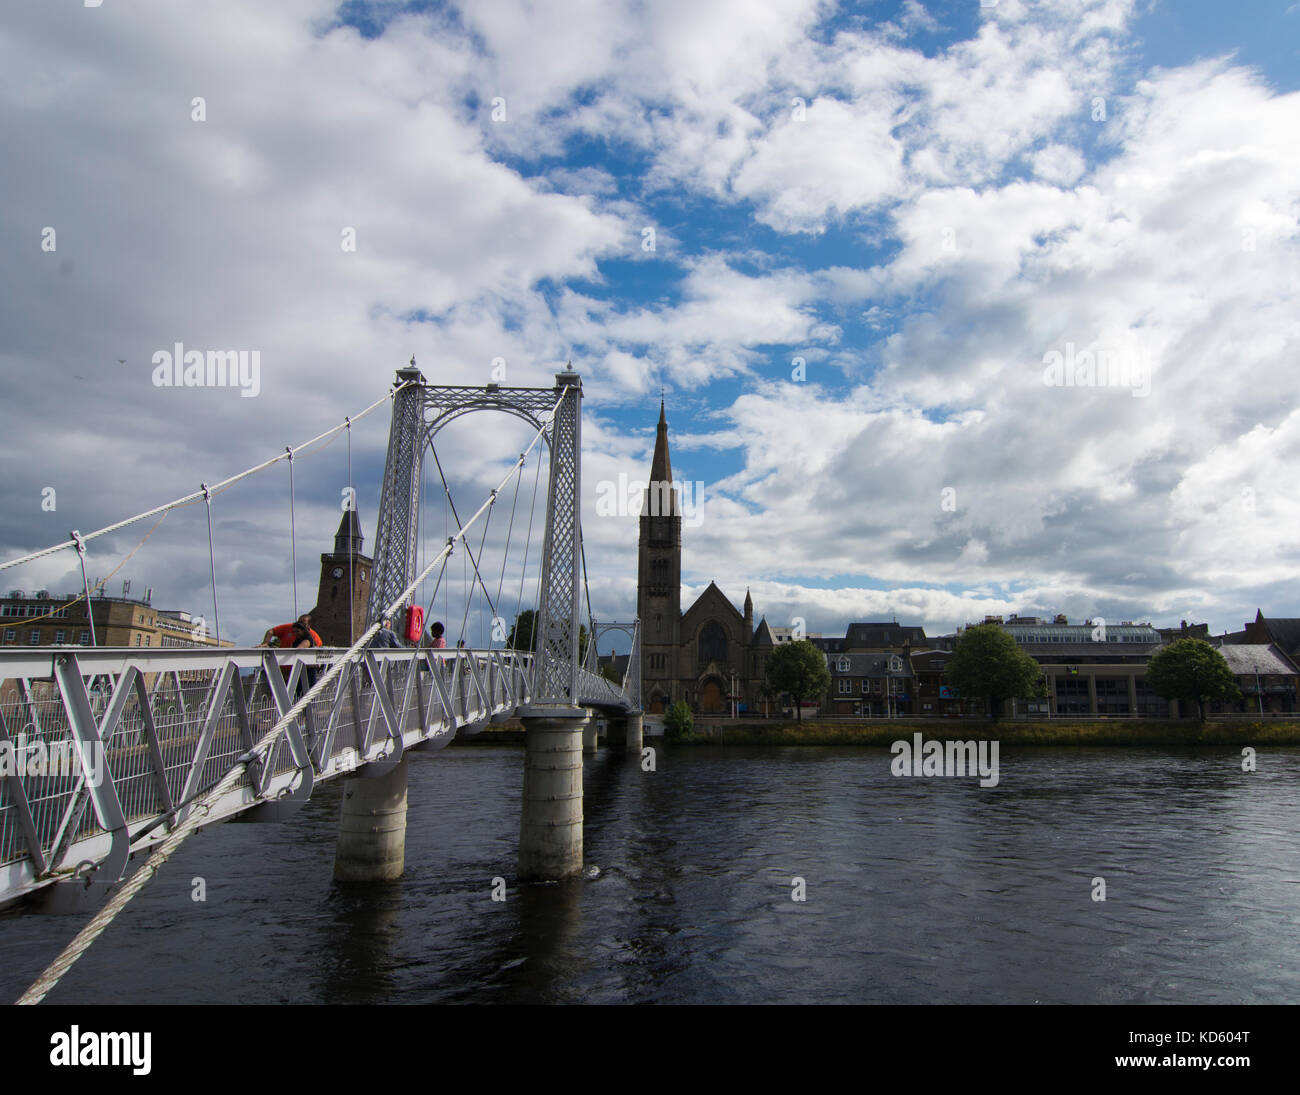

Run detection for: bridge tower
[[337, 362, 591, 884]]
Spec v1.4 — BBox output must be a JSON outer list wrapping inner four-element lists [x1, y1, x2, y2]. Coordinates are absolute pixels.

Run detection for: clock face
[[332, 567, 344, 579]]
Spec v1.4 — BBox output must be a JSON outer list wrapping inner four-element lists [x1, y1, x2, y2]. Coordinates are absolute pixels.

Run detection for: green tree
[[946, 622, 1045, 722], [1145, 638, 1240, 721], [664, 699, 694, 742], [765, 640, 832, 722], [599, 662, 623, 685], [507, 609, 588, 661]]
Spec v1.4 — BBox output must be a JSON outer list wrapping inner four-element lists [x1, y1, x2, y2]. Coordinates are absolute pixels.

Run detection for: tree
[[946, 622, 1045, 722], [506, 609, 588, 661], [1145, 638, 1240, 721], [664, 699, 694, 742], [599, 662, 623, 685], [765, 640, 831, 722]]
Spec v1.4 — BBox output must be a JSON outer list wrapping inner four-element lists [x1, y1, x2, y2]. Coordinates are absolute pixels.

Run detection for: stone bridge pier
[[517, 705, 590, 881], [606, 712, 643, 754]]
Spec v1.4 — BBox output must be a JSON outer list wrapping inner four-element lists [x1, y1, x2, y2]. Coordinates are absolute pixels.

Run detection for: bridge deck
[[0, 646, 633, 907]]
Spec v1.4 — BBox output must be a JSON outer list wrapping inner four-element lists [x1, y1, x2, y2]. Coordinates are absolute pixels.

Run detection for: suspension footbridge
[[0, 364, 643, 1003]]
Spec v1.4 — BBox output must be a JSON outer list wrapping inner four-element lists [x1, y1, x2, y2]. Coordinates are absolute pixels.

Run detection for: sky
[[1, 0, 1298, 650]]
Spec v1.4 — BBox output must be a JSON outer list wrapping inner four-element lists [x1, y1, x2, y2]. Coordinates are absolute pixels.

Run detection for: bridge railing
[[0, 645, 532, 905]]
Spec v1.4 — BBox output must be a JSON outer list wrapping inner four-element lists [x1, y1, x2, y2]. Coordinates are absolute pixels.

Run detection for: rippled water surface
[[2, 745, 1298, 1004]]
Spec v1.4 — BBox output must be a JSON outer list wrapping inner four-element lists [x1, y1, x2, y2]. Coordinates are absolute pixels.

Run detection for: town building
[[995, 615, 1166, 716], [1210, 643, 1299, 715], [825, 651, 913, 716], [1, 585, 231, 650]]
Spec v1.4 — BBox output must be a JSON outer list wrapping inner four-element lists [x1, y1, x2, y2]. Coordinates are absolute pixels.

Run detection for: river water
[[2, 744, 1297, 1004]]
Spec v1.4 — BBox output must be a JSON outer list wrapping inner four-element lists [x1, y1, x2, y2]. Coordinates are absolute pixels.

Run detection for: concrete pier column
[[582, 720, 598, 755], [518, 706, 589, 881], [624, 712, 643, 754], [334, 757, 409, 882]]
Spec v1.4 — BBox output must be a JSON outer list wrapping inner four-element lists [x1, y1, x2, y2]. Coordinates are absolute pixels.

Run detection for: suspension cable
[[286, 447, 298, 619], [202, 483, 221, 644], [514, 440, 545, 637], [493, 452, 525, 642], [429, 444, 500, 626], [346, 416, 354, 649], [0, 383, 410, 573], [459, 491, 495, 641], [71, 531, 96, 647]]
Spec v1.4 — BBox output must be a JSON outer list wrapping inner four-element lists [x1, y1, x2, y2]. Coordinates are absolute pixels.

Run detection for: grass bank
[[685, 719, 1300, 747]]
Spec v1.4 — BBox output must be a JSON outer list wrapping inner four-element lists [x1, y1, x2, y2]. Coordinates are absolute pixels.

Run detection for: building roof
[[1215, 644, 1299, 676], [1258, 617, 1300, 654], [825, 652, 912, 677], [334, 506, 365, 555], [843, 622, 927, 648]]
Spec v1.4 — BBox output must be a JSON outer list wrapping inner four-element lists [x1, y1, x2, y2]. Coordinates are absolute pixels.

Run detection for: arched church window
[[699, 621, 727, 663]]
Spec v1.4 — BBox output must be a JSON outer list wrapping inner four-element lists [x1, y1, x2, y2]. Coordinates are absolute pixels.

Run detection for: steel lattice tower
[[367, 363, 584, 705]]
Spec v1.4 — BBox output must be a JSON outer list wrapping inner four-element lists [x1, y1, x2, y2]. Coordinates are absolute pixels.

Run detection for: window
[[135, 635, 142, 646], [862, 679, 870, 693], [838, 657, 850, 672], [55, 630, 66, 643], [29, 629, 40, 644], [3, 629, 14, 643], [699, 622, 727, 663], [838, 679, 852, 694], [79, 630, 90, 645]]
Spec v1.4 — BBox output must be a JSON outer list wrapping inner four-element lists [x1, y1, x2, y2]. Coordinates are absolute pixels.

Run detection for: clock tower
[[311, 507, 373, 646]]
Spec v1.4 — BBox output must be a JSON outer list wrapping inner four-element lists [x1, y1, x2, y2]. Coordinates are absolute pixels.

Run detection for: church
[[637, 402, 776, 714]]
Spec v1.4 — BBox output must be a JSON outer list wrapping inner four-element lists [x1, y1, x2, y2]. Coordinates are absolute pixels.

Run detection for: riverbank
[[452, 717, 1300, 747], [685, 718, 1300, 746]]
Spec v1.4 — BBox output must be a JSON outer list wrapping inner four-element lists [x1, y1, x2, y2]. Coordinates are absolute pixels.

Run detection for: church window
[[699, 621, 726, 663]]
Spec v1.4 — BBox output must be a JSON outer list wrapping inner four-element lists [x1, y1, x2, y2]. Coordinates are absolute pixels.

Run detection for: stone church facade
[[637, 403, 775, 714]]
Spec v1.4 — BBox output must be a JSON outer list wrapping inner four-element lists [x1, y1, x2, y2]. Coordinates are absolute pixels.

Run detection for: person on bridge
[[261, 614, 322, 649], [260, 618, 323, 698], [371, 617, 402, 648], [425, 620, 446, 649]]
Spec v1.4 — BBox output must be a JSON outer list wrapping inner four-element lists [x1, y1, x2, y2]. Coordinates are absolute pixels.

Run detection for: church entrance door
[[698, 679, 725, 713]]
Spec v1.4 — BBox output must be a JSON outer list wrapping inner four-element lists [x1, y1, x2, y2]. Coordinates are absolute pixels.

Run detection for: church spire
[[650, 398, 673, 486], [645, 397, 678, 517]]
